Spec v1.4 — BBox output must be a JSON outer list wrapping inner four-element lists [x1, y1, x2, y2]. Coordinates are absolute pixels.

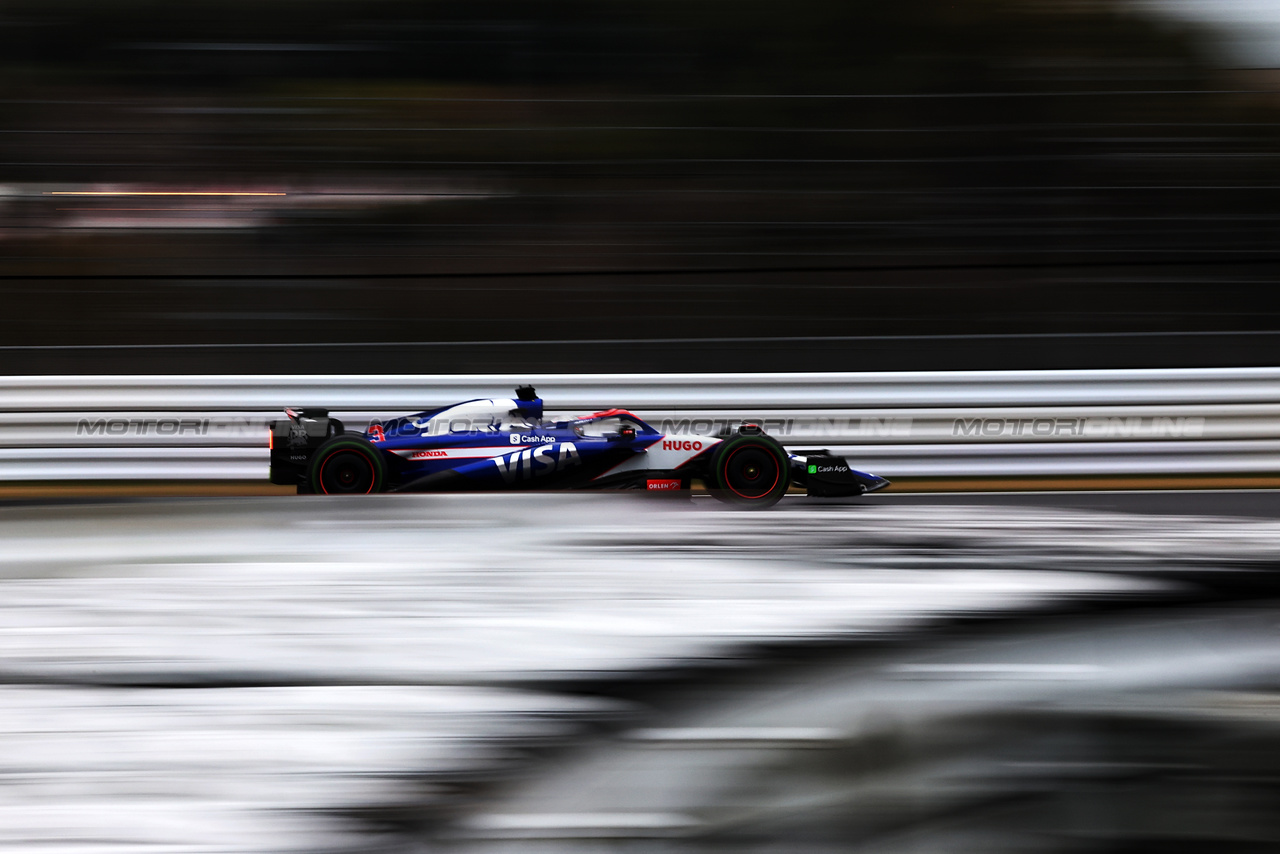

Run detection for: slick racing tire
[[708, 433, 790, 509], [309, 436, 386, 495]]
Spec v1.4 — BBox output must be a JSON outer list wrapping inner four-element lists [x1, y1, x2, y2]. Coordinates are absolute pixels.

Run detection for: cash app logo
[[808, 464, 818, 474]]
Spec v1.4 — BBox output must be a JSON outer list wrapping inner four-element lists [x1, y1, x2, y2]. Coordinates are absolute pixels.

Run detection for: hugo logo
[[661, 439, 703, 451]]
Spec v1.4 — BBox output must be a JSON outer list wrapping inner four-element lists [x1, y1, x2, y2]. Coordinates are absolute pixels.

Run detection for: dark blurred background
[[2, 0, 1279, 373]]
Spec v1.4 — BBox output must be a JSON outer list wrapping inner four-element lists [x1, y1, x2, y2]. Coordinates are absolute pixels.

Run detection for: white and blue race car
[[270, 387, 888, 508]]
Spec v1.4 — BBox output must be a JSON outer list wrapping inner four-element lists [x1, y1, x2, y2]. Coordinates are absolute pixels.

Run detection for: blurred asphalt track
[[5, 479, 1280, 504], [0, 490, 1278, 852]]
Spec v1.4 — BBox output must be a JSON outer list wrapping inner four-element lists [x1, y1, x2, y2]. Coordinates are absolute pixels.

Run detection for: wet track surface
[[872, 488, 1280, 520], [0, 491, 1277, 852]]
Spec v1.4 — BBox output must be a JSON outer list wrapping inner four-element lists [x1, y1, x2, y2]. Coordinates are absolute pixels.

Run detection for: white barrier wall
[[2, 369, 1278, 480]]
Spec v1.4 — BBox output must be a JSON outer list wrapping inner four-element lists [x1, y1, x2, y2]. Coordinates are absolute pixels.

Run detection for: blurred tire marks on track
[[0, 494, 1277, 851]]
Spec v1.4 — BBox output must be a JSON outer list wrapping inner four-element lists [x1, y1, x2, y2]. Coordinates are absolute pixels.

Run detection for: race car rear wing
[[268, 408, 344, 486]]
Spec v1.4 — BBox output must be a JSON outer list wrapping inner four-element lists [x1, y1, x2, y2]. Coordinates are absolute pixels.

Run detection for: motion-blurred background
[[5, 6, 1280, 853], [3, 0, 1279, 373]]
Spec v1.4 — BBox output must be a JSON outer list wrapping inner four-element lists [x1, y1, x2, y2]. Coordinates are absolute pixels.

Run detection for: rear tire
[[708, 433, 790, 509], [309, 436, 386, 495]]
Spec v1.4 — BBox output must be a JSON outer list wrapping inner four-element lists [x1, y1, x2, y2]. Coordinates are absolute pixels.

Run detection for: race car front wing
[[789, 449, 890, 496]]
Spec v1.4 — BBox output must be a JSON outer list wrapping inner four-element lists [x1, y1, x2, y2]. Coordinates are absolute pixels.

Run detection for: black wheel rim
[[318, 449, 376, 494], [721, 444, 781, 500]]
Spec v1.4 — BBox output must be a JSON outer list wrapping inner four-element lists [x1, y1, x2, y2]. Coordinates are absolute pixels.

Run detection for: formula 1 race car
[[269, 387, 889, 508]]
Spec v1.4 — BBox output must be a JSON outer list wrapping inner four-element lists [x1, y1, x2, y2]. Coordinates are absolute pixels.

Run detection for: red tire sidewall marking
[[723, 444, 781, 500], [318, 448, 376, 495]]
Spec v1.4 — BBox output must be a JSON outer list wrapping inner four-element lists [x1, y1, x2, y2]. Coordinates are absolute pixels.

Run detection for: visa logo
[[493, 442, 581, 483]]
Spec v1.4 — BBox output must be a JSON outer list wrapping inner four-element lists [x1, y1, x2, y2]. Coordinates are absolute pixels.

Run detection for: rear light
[[268, 429, 274, 450]]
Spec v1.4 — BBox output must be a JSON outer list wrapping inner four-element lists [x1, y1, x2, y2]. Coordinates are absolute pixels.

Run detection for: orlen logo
[[510, 433, 556, 445], [646, 479, 682, 491], [661, 440, 703, 452]]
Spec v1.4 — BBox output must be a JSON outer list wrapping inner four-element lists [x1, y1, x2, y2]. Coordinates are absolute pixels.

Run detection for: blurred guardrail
[[1, 368, 1278, 480]]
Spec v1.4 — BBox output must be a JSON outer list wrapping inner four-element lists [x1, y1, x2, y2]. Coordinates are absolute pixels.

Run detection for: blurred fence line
[[1, 368, 1278, 480]]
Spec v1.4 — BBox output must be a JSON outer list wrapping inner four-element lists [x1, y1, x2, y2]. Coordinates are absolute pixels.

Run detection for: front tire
[[309, 436, 386, 495], [708, 434, 790, 509]]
